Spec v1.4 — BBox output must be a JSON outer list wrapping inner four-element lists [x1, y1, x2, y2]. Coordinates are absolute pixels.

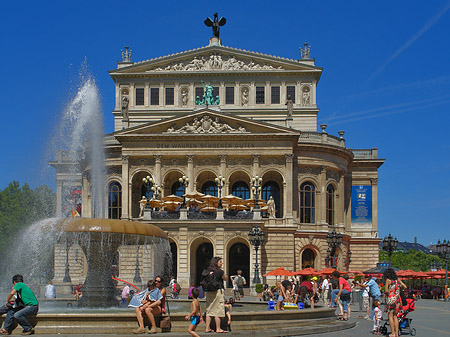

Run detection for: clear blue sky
[[1, 1, 449, 245]]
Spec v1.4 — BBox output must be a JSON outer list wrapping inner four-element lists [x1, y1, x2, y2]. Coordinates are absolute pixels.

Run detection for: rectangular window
[[286, 86, 296, 103], [165, 88, 174, 105], [271, 86, 280, 104], [225, 87, 234, 104], [256, 86, 265, 104], [135, 88, 144, 106], [150, 88, 159, 105], [195, 87, 203, 100]]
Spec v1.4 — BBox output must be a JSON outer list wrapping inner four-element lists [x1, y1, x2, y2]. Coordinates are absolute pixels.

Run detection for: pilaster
[[187, 155, 194, 193], [284, 154, 294, 218], [371, 178, 378, 232], [121, 155, 130, 219], [155, 155, 162, 186], [319, 166, 327, 224]]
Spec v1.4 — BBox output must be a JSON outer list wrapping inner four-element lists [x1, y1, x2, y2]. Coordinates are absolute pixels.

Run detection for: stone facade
[[51, 37, 384, 290]]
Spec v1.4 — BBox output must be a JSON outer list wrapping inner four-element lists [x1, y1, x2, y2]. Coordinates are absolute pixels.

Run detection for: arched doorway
[[302, 248, 316, 269], [195, 243, 213, 285], [170, 241, 177, 279], [227, 243, 250, 288]]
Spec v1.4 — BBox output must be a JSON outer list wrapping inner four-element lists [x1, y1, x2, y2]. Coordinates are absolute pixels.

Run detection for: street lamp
[[178, 176, 189, 209], [142, 176, 155, 207], [151, 184, 162, 199], [326, 228, 342, 269], [347, 250, 352, 268], [250, 176, 263, 210], [133, 245, 142, 284], [63, 239, 71, 283], [437, 239, 450, 301], [248, 226, 265, 284], [215, 175, 225, 209], [382, 233, 398, 266]]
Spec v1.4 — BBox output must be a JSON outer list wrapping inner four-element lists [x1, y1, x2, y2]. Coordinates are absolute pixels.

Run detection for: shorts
[[238, 287, 244, 296], [191, 315, 200, 326], [278, 295, 284, 302], [363, 296, 370, 309]]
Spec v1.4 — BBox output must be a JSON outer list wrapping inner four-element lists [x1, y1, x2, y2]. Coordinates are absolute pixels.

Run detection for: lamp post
[[382, 233, 398, 266], [63, 239, 71, 283], [151, 184, 162, 199], [326, 228, 342, 269], [430, 261, 442, 272], [133, 246, 142, 284], [248, 226, 265, 284], [142, 176, 154, 207], [178, 175, 189, 209], [250, 176, 263, 210], [347, 250, 352, 268], [437, 239, 450, 301], [215, 175, 225, 209]]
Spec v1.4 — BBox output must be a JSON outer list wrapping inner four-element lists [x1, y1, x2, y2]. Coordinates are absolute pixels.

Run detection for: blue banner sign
[[351, 185, 372, 224]]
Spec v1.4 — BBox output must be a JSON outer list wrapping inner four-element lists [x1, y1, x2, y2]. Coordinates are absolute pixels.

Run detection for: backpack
[[200, 269, 221, 291], [236, 276, 244, 287]]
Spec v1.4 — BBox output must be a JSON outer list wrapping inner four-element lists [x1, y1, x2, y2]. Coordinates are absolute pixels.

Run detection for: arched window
[[171, 181, 184, 197], [108, 182, 122, 219], [232, 181, 250, 200], [262, 181, 281, 218], [202, 181, 217, 196], [326, 184, 335, 226], [300, 182, 315, 223], [302, 248, 315, 269], [141, 182, 153, 199]]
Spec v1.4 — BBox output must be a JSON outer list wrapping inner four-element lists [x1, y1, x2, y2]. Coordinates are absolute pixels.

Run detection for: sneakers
[[148, 327, 157, 334], [133, 327, 146, 334], [21, 329, 35, 336]]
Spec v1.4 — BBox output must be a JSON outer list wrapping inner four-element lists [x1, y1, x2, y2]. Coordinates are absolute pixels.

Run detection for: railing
[[351, 148, 378, 159], [224, 210, 254, 220], [151, 211, 180, 220], [188, 211, 216, 220], [298, 132, 345, 148]]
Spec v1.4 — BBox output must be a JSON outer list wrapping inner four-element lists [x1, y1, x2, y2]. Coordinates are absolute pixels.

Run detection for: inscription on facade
[[156, 142, 256, 149]]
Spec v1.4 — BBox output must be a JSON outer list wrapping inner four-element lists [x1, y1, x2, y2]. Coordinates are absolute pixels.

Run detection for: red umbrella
[[318, 268, 344, 275], [293, 267, 319, 276], [263, 267, 294, 277]]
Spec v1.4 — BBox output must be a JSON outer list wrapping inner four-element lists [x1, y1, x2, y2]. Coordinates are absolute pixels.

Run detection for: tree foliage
[[379, 250, 444, 271], [0, 181, 56, 254]]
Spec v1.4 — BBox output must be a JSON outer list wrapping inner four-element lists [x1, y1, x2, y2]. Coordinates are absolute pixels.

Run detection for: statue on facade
[[302, 87, 311, 106], [139, 196, 147, 217], [204, 13, 226, 38], [195, 81, 220, 106], [241, 87, 249, 106], [285, 95, 293, 118], [181, 88, 189, 106], [267, 196, 276, 218], [121, 96, 129, 121]]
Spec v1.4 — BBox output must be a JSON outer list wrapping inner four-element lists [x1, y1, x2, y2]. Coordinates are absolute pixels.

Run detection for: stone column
[[155, 155, 162, 185], [371, 178, 378, 232], [121, 155, 130, 219], [284, 154, 294, 219], [178, 227, 189, 288], [82, 175, 90, 218], [338, 170, 346, 227], [319, 166, 327, 225], [56, 180, 62, 217], [220, 155, 227, 194], [187, 155, 194, 193]]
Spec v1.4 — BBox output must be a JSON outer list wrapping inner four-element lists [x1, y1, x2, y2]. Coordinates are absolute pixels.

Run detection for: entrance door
[[228, 243, 250, 287], [195, 243, 213, 285], [302, 248, 315, 268]]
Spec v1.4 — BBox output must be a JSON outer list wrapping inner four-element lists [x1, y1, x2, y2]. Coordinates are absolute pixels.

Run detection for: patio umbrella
[[228, 204, 249, 211], [293, 267, 319, 276], [221, 195, 243, 205], [163, 200, 181, 211], [183, 190, 205, 200], [147, 199, 164, 208], [347, 270, 364, 275], [263, 267, 294, 277], [162, 194, 183, 202], [243, 198, 267, 207], [201, 194, 220, 207], [318, 268, 341, 275], [199, 206, 217, 212], [186, 198, 204, 207]]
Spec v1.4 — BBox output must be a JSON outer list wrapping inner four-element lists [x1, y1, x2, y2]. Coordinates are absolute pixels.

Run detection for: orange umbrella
[[318, 268, 343, 275], [293, 267, 319, 276], [263, 267, 294, 277]]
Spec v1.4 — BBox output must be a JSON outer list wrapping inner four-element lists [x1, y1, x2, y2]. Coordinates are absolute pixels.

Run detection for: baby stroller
[[380, 298, 416, 336]]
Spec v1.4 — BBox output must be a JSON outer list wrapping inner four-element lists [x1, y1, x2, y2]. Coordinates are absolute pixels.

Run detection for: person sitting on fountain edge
[[128, 279, 163, 334], [0, 274, 39, 335]]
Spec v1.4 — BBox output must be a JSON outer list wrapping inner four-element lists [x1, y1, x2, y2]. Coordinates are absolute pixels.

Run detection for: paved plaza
[[4, 298, 447, 336]]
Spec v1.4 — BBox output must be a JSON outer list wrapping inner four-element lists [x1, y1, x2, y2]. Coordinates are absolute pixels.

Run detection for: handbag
[[160, 299, 171, 332]]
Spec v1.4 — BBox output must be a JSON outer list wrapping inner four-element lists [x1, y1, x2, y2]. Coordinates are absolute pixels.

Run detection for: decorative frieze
[[165, 115, 248, 134], [228, 157, 252, 166]]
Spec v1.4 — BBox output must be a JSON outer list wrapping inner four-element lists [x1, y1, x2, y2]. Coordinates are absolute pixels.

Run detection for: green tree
[[379, 250, 443, 271], [0, 181, 56, 254]]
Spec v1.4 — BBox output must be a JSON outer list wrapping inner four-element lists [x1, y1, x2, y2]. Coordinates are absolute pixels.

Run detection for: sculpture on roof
[[121, 46, 132, 63], [300, 43, 311, 60], [196, 80, 220, 106], [204, 12, 226, 38]]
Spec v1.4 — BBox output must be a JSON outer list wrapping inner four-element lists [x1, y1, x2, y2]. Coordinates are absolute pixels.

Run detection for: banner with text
[[351, 185, 372, 225]]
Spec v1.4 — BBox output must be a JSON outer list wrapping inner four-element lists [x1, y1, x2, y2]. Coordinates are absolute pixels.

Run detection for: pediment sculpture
[[151, 54, 284, 72], [165, 115, 249, 134]]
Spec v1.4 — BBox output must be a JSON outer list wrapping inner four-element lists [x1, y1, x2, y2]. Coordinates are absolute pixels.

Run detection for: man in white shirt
[[44, 281, 56, 299], [321, 276, 329, 306]]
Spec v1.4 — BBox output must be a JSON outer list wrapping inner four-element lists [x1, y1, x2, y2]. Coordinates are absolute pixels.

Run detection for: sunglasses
[[155, 280, 161, 283]]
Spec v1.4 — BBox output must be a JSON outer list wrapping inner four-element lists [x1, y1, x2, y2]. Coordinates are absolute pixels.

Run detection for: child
[[224, 297, 234, 331], [185, 288, 203, 337], [275, 281, 286, 310], [372, 299, 382, 335]]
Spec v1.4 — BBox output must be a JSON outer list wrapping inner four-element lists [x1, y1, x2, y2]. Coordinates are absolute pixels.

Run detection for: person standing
[[44, 281, 56, 299], [121, 284, 130, 307], [1, 274, 39, 335], [321, 276, 329, 306], [384, 268, 406, 337], [330, 271, 351, 321], [230, 270, 246, 300], [185, 288, 203, 337], [203, 256, 228, 333]]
